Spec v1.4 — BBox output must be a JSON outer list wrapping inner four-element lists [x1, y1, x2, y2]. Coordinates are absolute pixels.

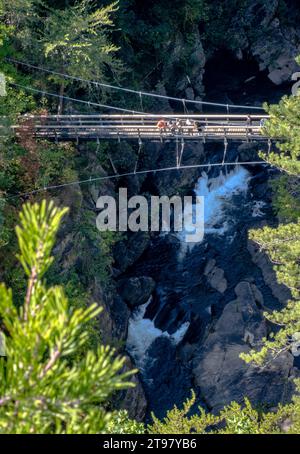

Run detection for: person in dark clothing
[[194, 121, 203, 134], [167, 119, 176, 134]]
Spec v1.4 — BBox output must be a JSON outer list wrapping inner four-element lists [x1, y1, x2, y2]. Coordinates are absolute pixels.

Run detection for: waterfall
[[179, 165, 250, 244], [126, 298, 190, 370], [127, 166, 250, 371]]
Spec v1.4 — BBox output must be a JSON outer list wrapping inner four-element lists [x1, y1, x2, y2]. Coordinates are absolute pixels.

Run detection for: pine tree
[[236, 58, 300, 432], [0, 200, 136, 434], [240, 71, 300, 366]]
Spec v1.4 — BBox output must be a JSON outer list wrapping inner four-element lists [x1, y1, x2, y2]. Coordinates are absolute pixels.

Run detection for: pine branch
[[24, 265, 37, 322], [39, 347, 61, 379]]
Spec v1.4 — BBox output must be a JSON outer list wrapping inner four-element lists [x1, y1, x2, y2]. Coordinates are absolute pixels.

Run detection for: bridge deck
[[6, 114, 272, 142]]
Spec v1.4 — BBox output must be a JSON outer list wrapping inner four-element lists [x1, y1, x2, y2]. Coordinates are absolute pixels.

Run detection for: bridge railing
[[2, 114, 272, 142]]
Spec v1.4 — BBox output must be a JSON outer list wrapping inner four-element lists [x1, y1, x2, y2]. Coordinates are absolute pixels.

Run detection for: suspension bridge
[[0, 58, 280, 202], [3, 59, 273, 144], [11, 114, 270, 142]]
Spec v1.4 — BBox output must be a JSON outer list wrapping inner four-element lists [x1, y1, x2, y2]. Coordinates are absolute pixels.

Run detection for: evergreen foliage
[[262, 90, 300, 176], [107, 410, 144, 434], [42, 0, 122, 111], [149, 391, 291, 434], [0, 200, 135, 433], [240, 86, 300, 366]]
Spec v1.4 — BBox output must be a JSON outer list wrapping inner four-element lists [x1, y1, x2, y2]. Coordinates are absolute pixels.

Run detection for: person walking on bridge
[[246, 115, 252, 133], [156, 119, 167, 132], [175, 119, 183, 134], [167, 119, 176, 134], [193, 121, 203, 135]]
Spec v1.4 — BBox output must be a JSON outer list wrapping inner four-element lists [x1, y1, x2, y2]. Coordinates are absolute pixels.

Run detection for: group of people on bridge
[[156, 118, 203, 134], [155, 116, 267, 135]]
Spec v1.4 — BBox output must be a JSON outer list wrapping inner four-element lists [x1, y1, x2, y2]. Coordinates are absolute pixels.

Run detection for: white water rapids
[[127, 165, 252, 368], [179, 165, 250, 242], [126, 298, 190, 370]]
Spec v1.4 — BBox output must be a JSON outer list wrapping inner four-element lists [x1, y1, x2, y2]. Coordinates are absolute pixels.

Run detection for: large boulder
[[113, 232, 150, 274], [192, 281, 294, 412], [117, 276, 156, 308], [251, 17, 300, 85]]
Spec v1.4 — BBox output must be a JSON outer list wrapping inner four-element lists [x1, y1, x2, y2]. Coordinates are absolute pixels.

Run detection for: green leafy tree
[[235, 59, 300, 432], [0, 1, 122, 112], [0, 200, 135, 434], [0, 0, 46, 62], [241, 221, 300, 366], [258, 79, 300, 221], [261, 91, 300, 176], [42, 0, 121, 113]]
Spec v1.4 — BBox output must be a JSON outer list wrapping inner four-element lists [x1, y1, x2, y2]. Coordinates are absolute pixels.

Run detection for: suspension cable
[[108, 152, 118, 175], [9, 82, 147, 115], [175, 137, 179, 168], [139, 91, 144, 113], [7, 82, 270, 130], [182, 99, 188, 114], [96, 137, 101, 154], [6, 57, 266, 111], [10, 82, 262, 126], [1, 160, 272, 202]]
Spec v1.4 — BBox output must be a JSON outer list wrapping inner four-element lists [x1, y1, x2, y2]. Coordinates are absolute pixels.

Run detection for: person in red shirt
[[156, 119, 167, 131]]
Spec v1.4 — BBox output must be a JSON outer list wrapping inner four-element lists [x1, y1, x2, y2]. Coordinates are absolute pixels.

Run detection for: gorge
[[1, 0, 300, 433], [110, 4, 300, 418]]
